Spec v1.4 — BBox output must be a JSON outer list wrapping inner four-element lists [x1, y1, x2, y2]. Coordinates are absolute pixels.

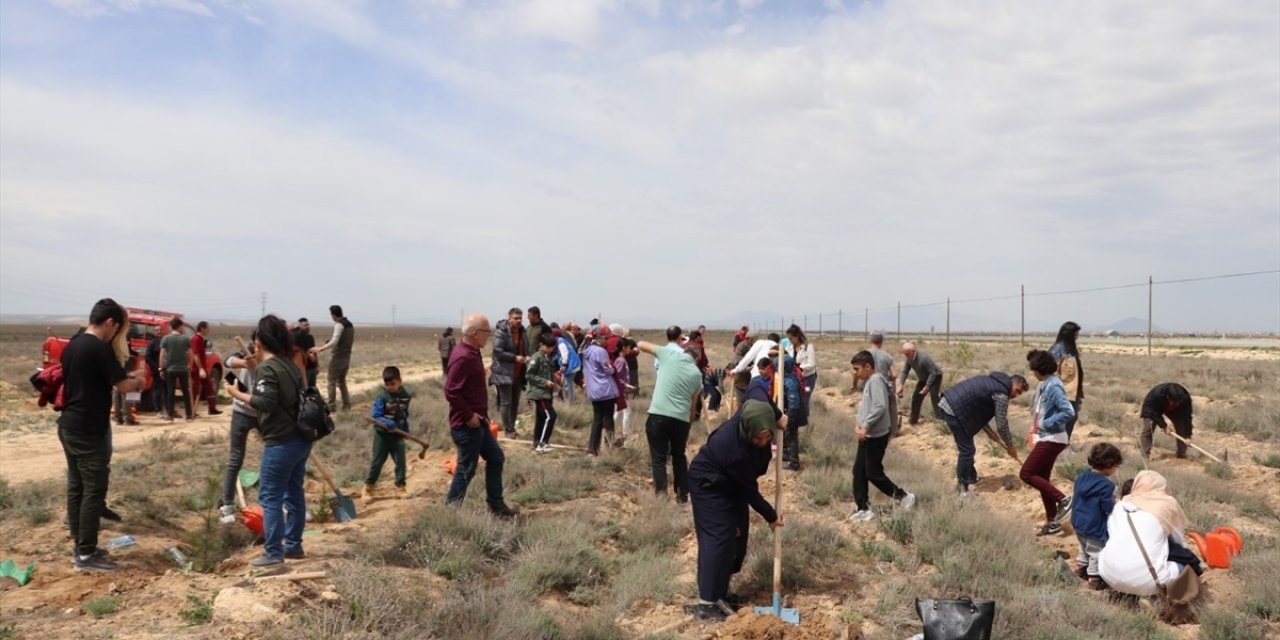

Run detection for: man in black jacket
[[1139, 383, 1194, 459], [897, 342, 944, 424], [938, 371, 1028, 494]]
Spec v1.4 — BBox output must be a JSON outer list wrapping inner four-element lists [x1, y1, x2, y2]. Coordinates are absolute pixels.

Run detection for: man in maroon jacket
[[190, 321, 221, 415], [444, 313, 517, 518]]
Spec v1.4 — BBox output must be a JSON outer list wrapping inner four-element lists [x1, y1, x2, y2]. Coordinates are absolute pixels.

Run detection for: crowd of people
[[53, 300, 1208, 623]]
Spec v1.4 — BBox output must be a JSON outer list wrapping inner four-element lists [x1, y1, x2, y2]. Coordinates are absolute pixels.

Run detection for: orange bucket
[[1188, 527, 1243, 569], [241, 505, 264, 536]]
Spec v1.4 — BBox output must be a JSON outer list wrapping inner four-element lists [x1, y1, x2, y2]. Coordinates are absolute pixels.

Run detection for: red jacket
[[32, 363, 66, 411]]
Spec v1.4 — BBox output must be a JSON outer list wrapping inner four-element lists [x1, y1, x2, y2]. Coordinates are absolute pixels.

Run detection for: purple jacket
[[583, 343, 617, 402]]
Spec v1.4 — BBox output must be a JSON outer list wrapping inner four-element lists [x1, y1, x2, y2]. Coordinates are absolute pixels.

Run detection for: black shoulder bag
[[914, 596, 995, 640]]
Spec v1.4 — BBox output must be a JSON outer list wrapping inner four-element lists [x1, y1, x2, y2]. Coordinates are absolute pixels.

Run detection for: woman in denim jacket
[[1019, 349, 1077, 536]]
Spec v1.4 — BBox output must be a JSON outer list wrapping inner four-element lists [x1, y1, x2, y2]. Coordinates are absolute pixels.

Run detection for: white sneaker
[[535, 444, 551, 453], [219, 505, 237, 518], [899, 493, 916, 510], [847, 509, 876, 523]]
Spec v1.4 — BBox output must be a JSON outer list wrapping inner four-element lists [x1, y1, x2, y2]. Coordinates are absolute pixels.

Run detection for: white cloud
[[3, 0, 1278, 330], [47, 0, 213, 18]]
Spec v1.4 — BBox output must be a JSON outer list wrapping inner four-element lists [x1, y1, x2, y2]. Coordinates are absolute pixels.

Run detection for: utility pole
[[391, 304, 397, 333], [946, 297, 951, 345], [818, 314, 822, 337], [838, 309, 842, 337], [864, 308, 868, 336], [259, 292, 267, 317], [896, 302, 901, 340], [1020, 284, 1025, 347]]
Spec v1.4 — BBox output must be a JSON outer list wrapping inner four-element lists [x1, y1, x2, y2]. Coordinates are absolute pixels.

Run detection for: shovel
[[1165, 430, 1225, 463], [754, 353, 799, 625], [235, 476, 264, 536], [308, 453, 356, 522], [366, 417, 430, 459]]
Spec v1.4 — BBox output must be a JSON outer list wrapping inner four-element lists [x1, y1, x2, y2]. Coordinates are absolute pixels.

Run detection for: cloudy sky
[[1, 0, 1277, 333]]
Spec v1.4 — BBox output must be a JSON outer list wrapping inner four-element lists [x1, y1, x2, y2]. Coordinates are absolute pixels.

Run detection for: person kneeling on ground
[[848, 351, 914, 523], [1099, 470, 1203, 598], [687, 400, 785, 622], [364, 366, 412, 503], [1071, 443, 1122, 589]]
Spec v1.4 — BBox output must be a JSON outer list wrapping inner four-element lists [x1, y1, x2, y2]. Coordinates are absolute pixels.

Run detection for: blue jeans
[[944, 412, 979, 488], [803, 374, 817, 413], [446, 425, 506, 510], [259, 436, 311, 559]]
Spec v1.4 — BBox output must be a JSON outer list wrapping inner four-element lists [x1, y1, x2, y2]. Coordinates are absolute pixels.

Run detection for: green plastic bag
[[0, 559, 35, 587], [238, 469, 259, 488]]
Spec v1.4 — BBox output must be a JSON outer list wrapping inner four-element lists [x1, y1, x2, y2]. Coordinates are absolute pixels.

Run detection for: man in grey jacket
[[897, 342, 943, 425], [848, 350, 914, 523], [489, 308, 526, 437], [867, 333, 900, 436]]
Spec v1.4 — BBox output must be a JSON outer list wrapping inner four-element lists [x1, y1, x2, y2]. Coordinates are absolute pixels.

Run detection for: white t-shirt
[[1099, 503, 1181, 596]]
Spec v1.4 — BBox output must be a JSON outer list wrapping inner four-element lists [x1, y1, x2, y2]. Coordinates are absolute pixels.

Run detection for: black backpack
[[289, 364, 335, 442]]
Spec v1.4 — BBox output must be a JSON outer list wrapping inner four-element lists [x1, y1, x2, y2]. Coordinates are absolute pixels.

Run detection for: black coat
[[689, 414, 778, 523]]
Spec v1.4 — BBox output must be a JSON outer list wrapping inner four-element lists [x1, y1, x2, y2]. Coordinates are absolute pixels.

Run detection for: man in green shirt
[[638, 331, 703, 503], [159, 317, 194, 421]]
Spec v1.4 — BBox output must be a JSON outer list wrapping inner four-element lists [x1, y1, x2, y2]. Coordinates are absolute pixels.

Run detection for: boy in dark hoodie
[[1071, 442, 1123, 589], [364, 366, 412, 503]]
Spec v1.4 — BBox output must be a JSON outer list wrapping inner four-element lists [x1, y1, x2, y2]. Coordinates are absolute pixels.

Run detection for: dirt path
[[0, 364, 439, 484]]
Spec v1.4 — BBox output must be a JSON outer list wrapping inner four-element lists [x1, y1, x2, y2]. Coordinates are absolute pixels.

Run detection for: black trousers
[[645, 414, 691, 499], [533, 399, 557, 447], [588, 399, 615, 455], [59, 426, 111, 556], [690, 483, 749, 602], [165, 371, 193, 419], [853, 433, 905, 510], [908, 376, 942, 424]]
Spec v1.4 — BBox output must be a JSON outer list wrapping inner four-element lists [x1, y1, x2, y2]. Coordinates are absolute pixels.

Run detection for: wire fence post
[[864, 308, 869, 336], [1148, 275, 1153, 357], [897, 302, 901, 341], [838, 309, 843, 337], [817, 313, 822, 337], [946, 297, 951, 345], [1020, 284, 1025, 347]]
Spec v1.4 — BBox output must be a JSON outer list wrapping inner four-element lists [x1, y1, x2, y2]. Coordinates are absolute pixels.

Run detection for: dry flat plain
[[1, 323, 1278, 640]]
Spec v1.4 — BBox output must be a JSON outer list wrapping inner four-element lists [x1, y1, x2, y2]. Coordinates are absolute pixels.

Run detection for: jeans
[[908, 376, 942, 424], [59, 426, 111, 556], [259, 436, 311, 560], [1020, 441, 1068, 521], [445, 425, 506, 510], [327, 357, 351, 410], [220, 411, 259, 507], [645, 414, 691, 500], [165, 370, 193, 419], [1077, 535, 1105, 576], [945, 412, 979, 488], [803, 374, 817, 413], [495, 384, 522, 433], [853, 432, 905, 510], [561, 370, 577, 404], [588, 399, 615, 455], [365, 429, 407, 487], [533, 399, 557, 447]]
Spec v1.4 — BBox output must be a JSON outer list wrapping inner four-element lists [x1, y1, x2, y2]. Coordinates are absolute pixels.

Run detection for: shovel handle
[[235, 476, 247, 509], [1165, 430, 1223, 463], [308, 453, 343, 496], [367, 417, 430, 458]]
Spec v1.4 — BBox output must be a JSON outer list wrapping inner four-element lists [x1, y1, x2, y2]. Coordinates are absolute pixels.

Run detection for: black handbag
[[915, 597, 995, 640]]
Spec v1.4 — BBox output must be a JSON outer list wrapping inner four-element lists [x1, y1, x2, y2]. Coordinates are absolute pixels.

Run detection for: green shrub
[[619, 496, 690, 552], [1200, 610, 1268, 640], [389, 503, 520, 578], [1204, 461, 1233, 480], [748, 517, 849, 591], [1255, 453, 1280, 469], [179, 592, 216, 625], [860, 539, 898, 563], [83, 596, 121, 617], [880, 512, 914, 546]]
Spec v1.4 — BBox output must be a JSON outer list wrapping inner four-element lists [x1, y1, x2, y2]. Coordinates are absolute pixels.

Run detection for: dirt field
[[1, 324, 1277, 639]]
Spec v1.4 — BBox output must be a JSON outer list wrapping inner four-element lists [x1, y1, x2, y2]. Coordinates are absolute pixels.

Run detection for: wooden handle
[[253, 571, 327, 583], [308, 453, 341, 494], [772, 349, 784, 598], [235, 477, 247, 509], [1165, 430, 1223, 463]]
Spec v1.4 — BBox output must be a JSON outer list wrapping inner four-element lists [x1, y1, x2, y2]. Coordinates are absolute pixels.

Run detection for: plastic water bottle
[[165, 546, 192, 570], [106, 535, 135, 550]]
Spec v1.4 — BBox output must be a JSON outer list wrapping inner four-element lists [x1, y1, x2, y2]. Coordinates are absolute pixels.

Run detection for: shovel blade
[[330, 494, 356, 522], [754, 593, 800, 625]]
